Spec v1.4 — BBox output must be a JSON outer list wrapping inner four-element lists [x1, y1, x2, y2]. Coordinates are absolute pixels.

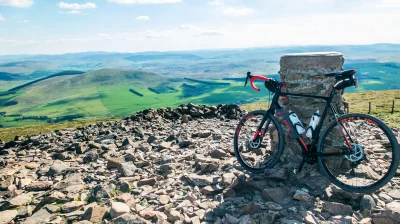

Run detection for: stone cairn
[[278, 52, 348, 163]]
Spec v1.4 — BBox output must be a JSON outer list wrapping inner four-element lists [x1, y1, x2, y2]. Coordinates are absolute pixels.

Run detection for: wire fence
[[348, 100, 399, 114]]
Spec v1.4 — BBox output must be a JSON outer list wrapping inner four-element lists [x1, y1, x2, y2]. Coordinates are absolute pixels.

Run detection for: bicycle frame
[[253, 87, 353, 172]]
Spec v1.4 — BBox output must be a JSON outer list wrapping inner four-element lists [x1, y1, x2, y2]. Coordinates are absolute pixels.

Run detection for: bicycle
[[233, 70, 399, 193]]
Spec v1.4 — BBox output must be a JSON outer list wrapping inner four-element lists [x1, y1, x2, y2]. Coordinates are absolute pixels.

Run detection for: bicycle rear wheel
[[318, 113, 399, 193], [234, 110, 284, 173]]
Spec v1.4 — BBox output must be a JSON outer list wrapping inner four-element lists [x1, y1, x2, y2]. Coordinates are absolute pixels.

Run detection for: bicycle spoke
[[319, 114, 398, 192]]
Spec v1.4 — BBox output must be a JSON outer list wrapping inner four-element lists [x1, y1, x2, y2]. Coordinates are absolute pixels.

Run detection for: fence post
[[368, 102, 371, 114], [392, 101, 395, 114]]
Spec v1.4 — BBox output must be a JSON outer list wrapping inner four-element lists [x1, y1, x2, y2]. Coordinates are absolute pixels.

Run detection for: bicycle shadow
[[186, 161, 371, 223]]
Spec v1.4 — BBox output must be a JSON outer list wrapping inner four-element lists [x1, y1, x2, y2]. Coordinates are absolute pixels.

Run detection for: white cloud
[[209, 0, 224, 6], [64, 10, 81, 14], [376, 0, 400, 7], [108, 0, 181, 4], [18, 20, 29, 23], [223, 6, 253, 16], [177, 24, 197, 30], [0, 0, 34, 8], [196, 30, 225, 36], [142, 30, 172, 38], [57, 2, 96, 10], [96, 33, 111, 38], [0, 14, 5, 21], [0, 39, 16, 43], [136, 16, 150, 21]]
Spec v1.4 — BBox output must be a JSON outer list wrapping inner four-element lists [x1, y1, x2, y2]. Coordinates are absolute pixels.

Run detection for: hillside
[[1, 89, 399, 142], [0, 69, 270, 128]]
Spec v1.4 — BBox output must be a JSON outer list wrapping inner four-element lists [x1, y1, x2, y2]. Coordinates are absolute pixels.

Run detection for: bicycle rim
[[234, 111, 283, 173], [318, 113, 399, 193]]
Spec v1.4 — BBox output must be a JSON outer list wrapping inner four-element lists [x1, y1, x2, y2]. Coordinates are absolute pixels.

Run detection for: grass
[[0, 117, 121, 142], [242, 90, 400, 128]]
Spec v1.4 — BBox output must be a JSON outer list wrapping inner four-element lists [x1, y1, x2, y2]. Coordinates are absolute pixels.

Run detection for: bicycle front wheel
[[318, 113, 399, 193], [234, 110, 284, 173]]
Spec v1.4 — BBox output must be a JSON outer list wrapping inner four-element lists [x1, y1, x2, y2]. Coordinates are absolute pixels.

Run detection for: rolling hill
[[0, 68, 269, 127]]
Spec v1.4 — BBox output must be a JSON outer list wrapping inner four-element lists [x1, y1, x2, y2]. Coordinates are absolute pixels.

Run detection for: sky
[[0, 0, 400, 55]]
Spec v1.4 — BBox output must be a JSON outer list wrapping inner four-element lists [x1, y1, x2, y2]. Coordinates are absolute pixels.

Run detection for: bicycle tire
[[318, 113, 399, 193], [234, 110, 284, 173]]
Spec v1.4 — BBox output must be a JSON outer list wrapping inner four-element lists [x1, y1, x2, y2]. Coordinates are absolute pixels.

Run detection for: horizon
[[0, 42, 399, 57], [1, 0, 400, 55]]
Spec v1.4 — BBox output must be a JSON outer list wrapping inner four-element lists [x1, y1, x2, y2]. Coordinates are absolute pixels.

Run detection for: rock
[[23, 205, 54, 224], [48, 163, 69, 176], [264, 168, 289, 181], [159, 195, 170, 205], [0, 176, 14, 190], [159, 142, 172, 150], [304, 213, 318, 224], [107, 157, 125, 169], [262, 187, 291, 205], [293, 189, 310, 201], [264, 202, 283, 210], [90, 185, 110, 202], [110, 202, 130, 219], [178, 140, 192, 148], [200, 130, 212, 138], [122, 137, 134, 146], [137, 178, 157, 187], [279, 218, 302, 224], [17, 205, 34, 218], [0, 210, 18, 224], [166, 210, 181, 222], [379, 193, 394, 203], [54, 173, 84, 190], [25, 181, 52, 191], [360, 195, 376, 210], [118, 181, 131, 193], [191, 216, 201, 224], [388, 189, 400, 200], [110, 213, 150, 224], [238, 214, 257, 224], [9, 193, 32, 207], [373, 201, 400, 223], [184, 174, 221, 187], [210, 149, 228, 159], [81, 205, 107, 222], [200, 184, 224, 195], [243, 202, 262, 215], [118, 162, 138, 177], [224, 214, 240, 224], [83, 151, 98, 163], [61, 201, 86, 213], [322, 201, 353, 216]]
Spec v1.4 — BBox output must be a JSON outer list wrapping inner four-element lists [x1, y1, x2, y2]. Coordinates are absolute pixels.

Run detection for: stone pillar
[[278, 52, 347, 163]]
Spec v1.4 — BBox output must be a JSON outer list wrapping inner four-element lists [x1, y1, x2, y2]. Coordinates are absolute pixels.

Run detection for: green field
[[1, 45, 400, 128], [0, 69, 269, 128]]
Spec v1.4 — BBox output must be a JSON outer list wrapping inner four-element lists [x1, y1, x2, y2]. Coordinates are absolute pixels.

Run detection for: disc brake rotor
[[248, 135, 261, 149], [345, 143, 364, 162]]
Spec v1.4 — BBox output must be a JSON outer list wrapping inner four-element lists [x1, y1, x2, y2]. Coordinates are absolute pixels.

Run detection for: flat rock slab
[[22, 205, 54, 224], [184, 174, 221, 187], [9, 193, 33, 207], [322, 201, 353, 216], [0, 210, 18, 224]]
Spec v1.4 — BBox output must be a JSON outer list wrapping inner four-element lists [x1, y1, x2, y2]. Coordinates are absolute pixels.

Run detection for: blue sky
[[0, 0, 400, 54]]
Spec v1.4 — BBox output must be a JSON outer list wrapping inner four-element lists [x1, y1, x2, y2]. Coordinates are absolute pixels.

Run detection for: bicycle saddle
[[325, 69, 356, 78]]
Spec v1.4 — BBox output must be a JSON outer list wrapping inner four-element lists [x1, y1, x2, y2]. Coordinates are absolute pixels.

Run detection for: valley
[[1, 44, 400, 128]]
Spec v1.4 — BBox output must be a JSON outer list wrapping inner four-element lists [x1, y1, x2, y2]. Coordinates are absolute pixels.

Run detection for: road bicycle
[[233, 70, 399, 193]]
